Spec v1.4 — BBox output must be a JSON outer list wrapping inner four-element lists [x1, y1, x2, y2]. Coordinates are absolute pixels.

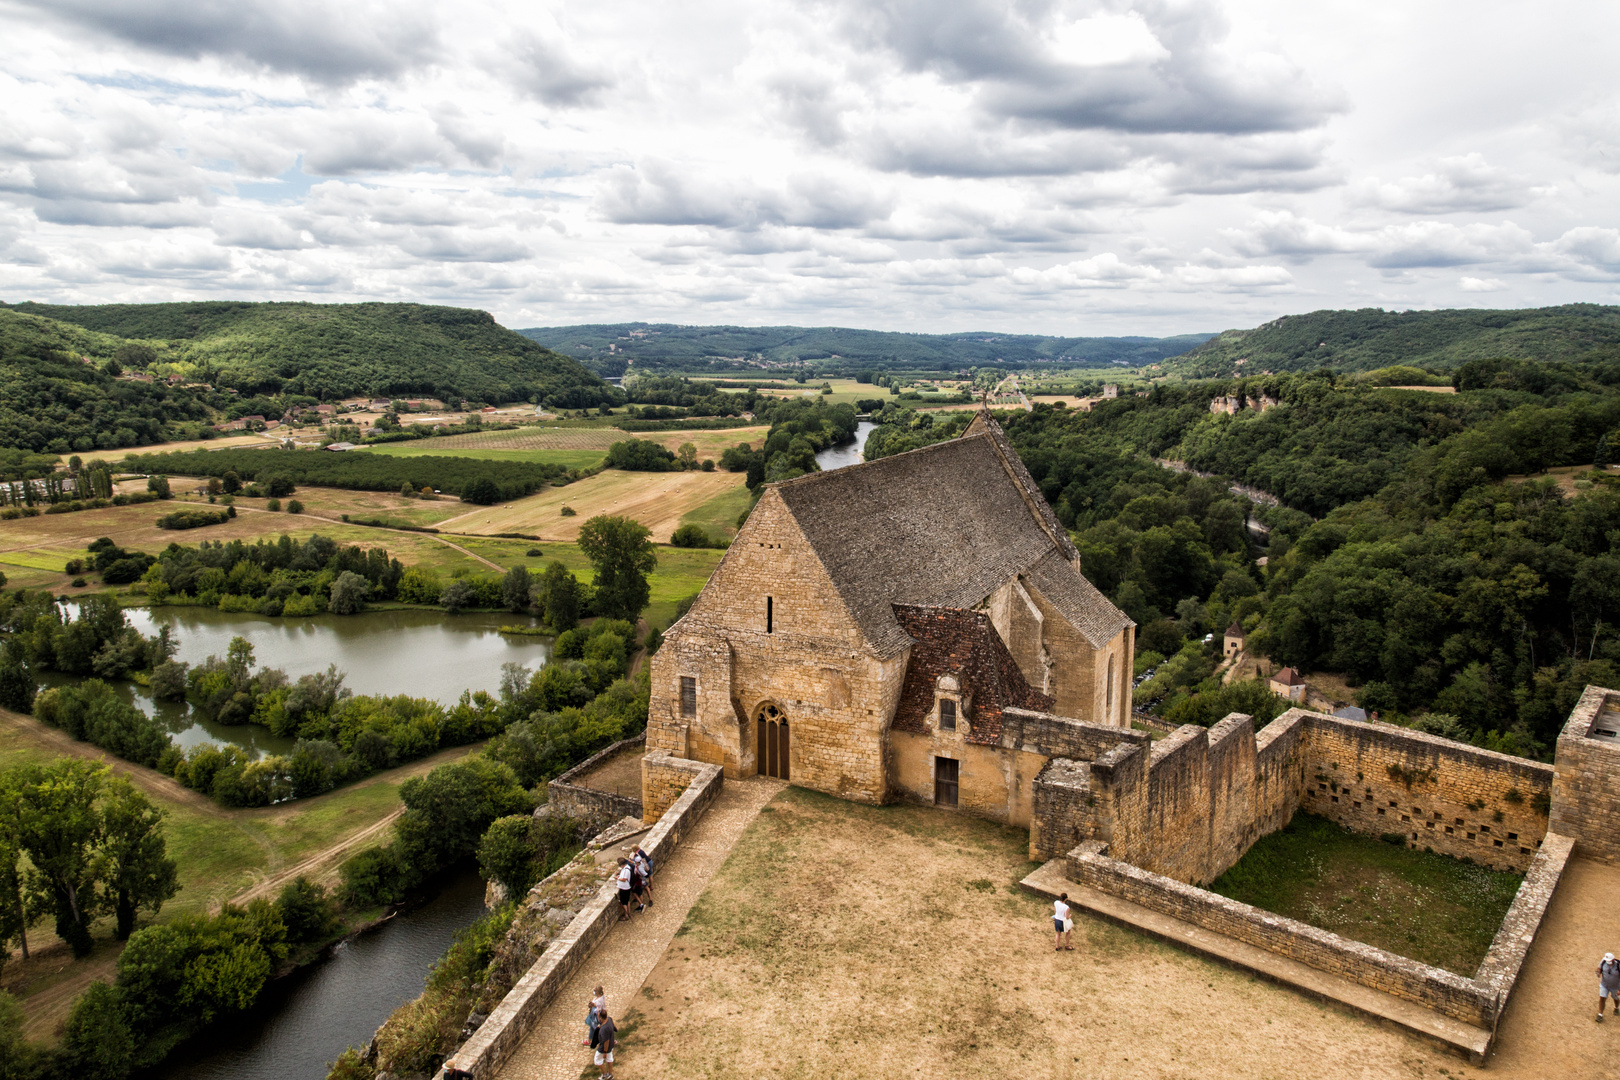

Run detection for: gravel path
[[495, 776, 784, 1080]]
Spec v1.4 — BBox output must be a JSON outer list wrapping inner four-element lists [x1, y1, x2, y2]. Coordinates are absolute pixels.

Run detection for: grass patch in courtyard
[[1209, 811, 1524, 975]]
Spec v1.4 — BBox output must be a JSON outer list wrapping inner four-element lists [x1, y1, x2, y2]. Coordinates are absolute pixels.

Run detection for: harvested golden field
[[622, 787, 1491, 1080], [396, 423, 769, 459], [77, 433, 281, 464], [435, 469, 747, 542]]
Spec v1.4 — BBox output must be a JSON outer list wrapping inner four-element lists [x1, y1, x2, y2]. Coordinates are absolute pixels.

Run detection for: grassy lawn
[[677, 483, 754, 541], [1209, 812, 1524, 975], [622, 786, 1445, 1080]]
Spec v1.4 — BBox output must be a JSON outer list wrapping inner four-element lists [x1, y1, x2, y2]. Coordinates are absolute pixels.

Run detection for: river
[[157, 866, 489, 1080], [814, 420, 874, 471], [52, 607, 554, 759]]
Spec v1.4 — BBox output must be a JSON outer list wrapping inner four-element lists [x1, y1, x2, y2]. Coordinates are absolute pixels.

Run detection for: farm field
[[357, 444, 608, 471], [433, 468, 748, 543], [382, 423, 769, 459], [0, 707, 478, 1043], [77, 432, 282, 465]]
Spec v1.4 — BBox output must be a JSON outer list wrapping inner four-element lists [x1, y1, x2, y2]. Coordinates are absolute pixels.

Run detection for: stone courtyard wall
[[1300, 717, 1554, 873], [1027, 708, 1555, 886], [546, 734, 645, 823]]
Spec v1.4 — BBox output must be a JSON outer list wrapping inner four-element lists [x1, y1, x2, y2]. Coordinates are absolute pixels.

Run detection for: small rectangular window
[[934, 757, 959, 807], [766, 596, 773, 634], [939, 699, 956, 731], [679, 676, 696, 718]]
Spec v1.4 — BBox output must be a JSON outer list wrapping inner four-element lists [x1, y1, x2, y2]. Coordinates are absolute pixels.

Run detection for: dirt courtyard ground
[[434, 469, 747, 542], [614, 787, 1589, 1080]]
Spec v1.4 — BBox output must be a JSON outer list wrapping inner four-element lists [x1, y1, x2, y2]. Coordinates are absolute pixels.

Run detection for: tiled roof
[[890, 605, 1054, 745], [774, 411, 1131, 658]]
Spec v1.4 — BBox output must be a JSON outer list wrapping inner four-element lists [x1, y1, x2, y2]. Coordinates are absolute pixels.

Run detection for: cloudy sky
[[1, 0, 1617, 334]]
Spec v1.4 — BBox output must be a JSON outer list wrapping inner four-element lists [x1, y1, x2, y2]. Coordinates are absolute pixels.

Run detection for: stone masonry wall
[[1300, 716, 1553, 873], [1550, 686, 1620, 865], [1205, 714, 1260, 880], [1066, 841, 1499, 1030], [1144, 727, 1214, 883], [547, 735, 645, 823], [1030, 757, 1092, 860], [441, 760, 724, 1080], [642, 749, 714, 824]]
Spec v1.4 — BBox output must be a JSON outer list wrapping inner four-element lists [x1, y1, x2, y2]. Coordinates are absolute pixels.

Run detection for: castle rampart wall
[[1301, 716, 1553, 872], [1549, 686, 1620, 864]]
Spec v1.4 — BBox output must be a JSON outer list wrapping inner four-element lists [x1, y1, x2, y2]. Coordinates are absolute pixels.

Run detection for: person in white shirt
[[1053, 893, 1073, 951], [615, 859, 635, 921]]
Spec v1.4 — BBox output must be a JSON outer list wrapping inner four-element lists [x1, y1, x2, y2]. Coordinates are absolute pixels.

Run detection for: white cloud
[[0, 0, 1614, 331], [1354, 154, 1535, 214]]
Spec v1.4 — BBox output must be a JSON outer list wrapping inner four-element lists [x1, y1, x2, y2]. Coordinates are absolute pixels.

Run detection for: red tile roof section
[[891, 604, 1055, 745]]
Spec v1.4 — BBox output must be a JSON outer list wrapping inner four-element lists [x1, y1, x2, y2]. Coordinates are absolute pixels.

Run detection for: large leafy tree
[[99, 779, 179, 940], [10, 760, 106, 957], [577, 515, 657, 621]]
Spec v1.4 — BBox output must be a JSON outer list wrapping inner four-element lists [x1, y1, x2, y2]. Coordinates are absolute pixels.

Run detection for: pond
[[58, 606, 553, 758], [813, 420, 875, 471], [157, 866, 490, 1080]]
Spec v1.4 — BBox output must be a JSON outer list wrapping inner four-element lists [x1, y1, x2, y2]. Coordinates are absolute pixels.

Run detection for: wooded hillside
[[1165, 304, 1620, 378], [518, 322, 1214, 377], [4, 300, 615, 407]]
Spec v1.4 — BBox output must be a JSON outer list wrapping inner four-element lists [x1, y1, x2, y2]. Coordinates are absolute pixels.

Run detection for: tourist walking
[[615, 858, 635, 921], [594, 1006, 618, 1079], [1053, 893, 1074, 951], [1598, 952, 1620, 1021], [633, 846, 654, 907], [582, 986, 605, 1047]]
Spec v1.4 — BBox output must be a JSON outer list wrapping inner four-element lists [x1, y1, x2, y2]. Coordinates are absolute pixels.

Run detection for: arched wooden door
[[757, 703, 790, 780]]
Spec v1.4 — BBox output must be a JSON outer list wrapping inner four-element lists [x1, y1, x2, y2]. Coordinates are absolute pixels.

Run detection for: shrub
[[287, 499, 304, 514], [156, 509, 231, 530], [669, 523, 714, 548], [339, 845, 407, 908], [266, 498, 281, 512], [276, 877, 341, 944], [559, 505, 577, 517]]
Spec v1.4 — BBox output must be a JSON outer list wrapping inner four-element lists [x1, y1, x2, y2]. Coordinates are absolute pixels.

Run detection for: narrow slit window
[[679, 676, 697, 718], [939, 699, 957, 731], [766, 596, 774, 634], [1106, 655, 1115, 713]]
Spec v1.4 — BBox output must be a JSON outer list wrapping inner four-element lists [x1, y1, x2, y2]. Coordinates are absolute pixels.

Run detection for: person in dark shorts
[[1599, 952, 1620, 1021], [615, 858, 635, 921], [1053, 893, 1073, 951], [594, 1007, 618, 1078], [582, 985, 604, 1046], [633, 847, 654, 907]]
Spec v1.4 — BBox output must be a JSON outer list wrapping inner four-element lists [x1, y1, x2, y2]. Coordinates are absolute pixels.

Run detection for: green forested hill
[[1165, 304, 1620, 378], [517, 322, 1215, 377], [4, 301, 614, 406], [0, 308, 213, 453]]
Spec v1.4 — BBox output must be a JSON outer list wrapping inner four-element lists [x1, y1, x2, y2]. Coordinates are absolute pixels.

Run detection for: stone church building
[[645, 411, 1135, 826]]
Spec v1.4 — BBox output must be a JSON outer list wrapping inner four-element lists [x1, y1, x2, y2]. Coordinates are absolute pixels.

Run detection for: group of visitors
[[615, 845, 655, 921], [582, 845, 656, 1078]]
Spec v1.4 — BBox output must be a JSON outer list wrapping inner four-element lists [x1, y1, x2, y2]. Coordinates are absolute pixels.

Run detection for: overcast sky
[[1, 0, 1617, 335]]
